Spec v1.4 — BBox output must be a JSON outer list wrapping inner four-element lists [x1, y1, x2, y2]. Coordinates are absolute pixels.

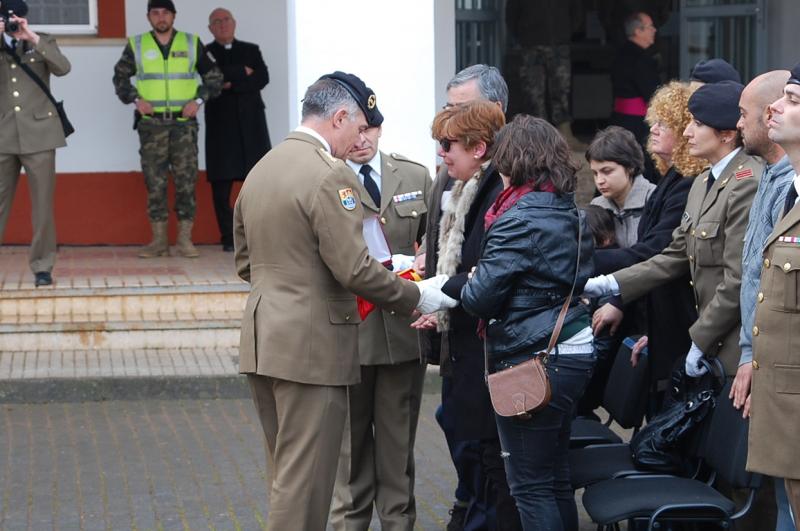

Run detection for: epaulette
[[389, 152, 427, 171], [316, 147, 341, 168]]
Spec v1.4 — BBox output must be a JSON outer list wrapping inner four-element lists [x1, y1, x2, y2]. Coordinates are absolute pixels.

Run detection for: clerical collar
[[224, 43, 232, 50]]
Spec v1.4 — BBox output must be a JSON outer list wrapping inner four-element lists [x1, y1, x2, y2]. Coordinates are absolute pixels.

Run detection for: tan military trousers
[[0, 150, 57, 273], [330, 360, 426, 531], [247, 374, 347, 531]]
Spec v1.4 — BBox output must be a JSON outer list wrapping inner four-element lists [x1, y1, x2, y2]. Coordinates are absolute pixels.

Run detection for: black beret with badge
[[147, 0, 176, 13], [788, 62, 800, 86], [688, 80, 744, 131], [690, 58, 741, 85], [319, 71, 384, 127]]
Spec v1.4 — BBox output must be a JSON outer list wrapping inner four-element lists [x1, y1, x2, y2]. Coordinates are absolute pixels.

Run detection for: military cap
[[688, 80, 744, 131], [148, 0, 176, 13], [690, 59, 741, 84], [788, 62, 800, 86], [319, 71, 384, 127]]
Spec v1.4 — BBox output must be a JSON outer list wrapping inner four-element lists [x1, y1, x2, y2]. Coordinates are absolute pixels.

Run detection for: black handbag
[[629, 357, 725, 472], [3, 45, 75, 137]]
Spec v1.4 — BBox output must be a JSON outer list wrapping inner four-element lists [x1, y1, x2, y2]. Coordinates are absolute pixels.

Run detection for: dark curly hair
[[490, 115, 579, 193]]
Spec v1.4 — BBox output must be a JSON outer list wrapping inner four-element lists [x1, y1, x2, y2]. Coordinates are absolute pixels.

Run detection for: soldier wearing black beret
[[688, 80, 745, 130]]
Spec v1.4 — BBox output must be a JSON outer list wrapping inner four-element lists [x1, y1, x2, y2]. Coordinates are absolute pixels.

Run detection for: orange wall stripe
[[3, 172, 242, 245], [98, 0, 126, 39]]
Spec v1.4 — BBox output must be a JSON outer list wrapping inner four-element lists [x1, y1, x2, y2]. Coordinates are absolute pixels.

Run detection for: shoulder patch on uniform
[[339, 188, 357, 211], [735, 168, 754, 180]]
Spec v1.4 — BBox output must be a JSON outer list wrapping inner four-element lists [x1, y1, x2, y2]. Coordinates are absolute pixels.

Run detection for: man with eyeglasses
[[610, 11, 660, 180], [204, 8, 271, 253]]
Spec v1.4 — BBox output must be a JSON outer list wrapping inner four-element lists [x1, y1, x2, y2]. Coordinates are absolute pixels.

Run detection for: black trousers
[[210, 180, 234, 246]]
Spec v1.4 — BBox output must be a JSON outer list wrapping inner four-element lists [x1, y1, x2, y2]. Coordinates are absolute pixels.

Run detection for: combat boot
[[557, 121, 587, 152], [176, 220, 200, 258], [138, 220, 169, 258]]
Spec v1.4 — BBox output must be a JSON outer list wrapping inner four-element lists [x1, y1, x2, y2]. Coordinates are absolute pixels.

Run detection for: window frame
[[29, 0, 99, 36]]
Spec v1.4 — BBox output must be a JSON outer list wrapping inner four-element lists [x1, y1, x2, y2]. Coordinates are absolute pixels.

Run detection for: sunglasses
[[439, 138, 459, 153]]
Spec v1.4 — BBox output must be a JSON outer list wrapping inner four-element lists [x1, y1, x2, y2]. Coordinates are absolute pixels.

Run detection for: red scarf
[[483, 180, 555, 230], [477, 180, 555, 337]]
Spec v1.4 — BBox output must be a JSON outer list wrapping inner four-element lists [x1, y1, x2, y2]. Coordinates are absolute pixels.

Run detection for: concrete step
[[0, 283, 246, 351], [0, 284, 247, 324]]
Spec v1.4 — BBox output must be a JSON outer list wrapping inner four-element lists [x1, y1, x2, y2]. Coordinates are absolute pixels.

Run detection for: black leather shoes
[[34, 272, 53, 287], [222, 244, 234, 252]]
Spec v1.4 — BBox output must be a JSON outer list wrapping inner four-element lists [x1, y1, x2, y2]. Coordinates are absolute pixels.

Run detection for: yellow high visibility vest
[[131, 31, 199, 115]]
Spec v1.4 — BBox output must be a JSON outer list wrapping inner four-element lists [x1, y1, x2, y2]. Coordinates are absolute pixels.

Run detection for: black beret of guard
[[690, 58, 741, 84], [788, 62, 800, 86], [319, 71, 384, 127], [688, 80, 744, 131], [148, 0, 176, 13]]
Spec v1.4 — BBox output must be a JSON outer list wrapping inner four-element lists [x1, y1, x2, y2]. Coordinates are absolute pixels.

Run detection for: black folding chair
[[581, 382, 761, 531], [570, 336, 649, 449]]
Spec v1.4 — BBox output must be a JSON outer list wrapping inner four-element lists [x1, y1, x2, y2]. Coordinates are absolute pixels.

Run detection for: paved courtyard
[[0, 395, 597, 530]]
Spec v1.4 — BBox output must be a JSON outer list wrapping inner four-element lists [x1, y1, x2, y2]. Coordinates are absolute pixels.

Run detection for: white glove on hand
[[391, 254, 415, 272], [583, 274, 620, 298], [415, 275, 458, 314], [684, 342, 708, 377]]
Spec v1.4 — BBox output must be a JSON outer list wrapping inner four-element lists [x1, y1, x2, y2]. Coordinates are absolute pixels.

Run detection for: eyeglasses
[[439, 138, 459, 153]]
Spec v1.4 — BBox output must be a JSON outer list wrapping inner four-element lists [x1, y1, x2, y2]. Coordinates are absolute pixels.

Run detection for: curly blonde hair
[[645, 81, 707, 177]]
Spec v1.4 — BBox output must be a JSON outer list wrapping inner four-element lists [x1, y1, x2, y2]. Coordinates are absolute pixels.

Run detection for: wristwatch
[[194, 97, 204, 106]]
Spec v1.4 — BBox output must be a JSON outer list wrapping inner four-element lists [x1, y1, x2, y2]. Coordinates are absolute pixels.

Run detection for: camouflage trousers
[[519, 44, 572, 126], [137, 118, 198, 222]]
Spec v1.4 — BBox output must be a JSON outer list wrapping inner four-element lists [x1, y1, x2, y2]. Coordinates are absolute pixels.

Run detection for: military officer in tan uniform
[[0, 11, 70, 286], [586, 81, 761, 377], [748, 62, 800, 520], [233, 71, 455, 531], [330, 121, 432, 530]]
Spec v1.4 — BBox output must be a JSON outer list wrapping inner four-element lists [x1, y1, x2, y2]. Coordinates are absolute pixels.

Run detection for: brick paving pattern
[[0, 396, 597, 530]]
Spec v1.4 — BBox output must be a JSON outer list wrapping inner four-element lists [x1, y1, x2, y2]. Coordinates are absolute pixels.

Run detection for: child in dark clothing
[[583, 205, 618, 249]]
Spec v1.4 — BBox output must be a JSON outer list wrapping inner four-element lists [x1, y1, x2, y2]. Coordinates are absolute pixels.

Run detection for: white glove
[[415, 275, 459, 314], [685, 342, 708, 377], [583, 274, 620, 298], [391, 254, 415, 272]]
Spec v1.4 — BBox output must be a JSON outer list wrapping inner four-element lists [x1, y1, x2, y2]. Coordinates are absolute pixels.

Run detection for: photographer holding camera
[[0, 0, 71, 286]]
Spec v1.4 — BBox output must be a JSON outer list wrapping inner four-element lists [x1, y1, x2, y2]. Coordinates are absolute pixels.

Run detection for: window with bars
[[455, 0, 502, 71], [27, 0, 98, 35]]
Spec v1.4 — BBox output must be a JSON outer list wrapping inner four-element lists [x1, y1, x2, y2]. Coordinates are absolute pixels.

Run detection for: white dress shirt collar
[[295, 125, 331, 154], [711, 147, 741, 179]]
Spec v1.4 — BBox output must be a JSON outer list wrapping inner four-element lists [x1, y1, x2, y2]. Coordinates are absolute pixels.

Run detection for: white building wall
[[290, 0, 440, 172], [49, 0, 449, 175]]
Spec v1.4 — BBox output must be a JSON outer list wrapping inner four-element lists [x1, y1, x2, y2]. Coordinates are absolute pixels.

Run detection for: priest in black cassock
[[205, 8, 271, 251]]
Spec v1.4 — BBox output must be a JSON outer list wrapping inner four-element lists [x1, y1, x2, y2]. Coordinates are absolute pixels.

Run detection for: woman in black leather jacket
[[455, 115, 594, 530]]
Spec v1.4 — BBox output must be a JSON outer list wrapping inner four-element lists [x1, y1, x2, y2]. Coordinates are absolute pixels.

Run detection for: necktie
[[360, 164, 381, 207], [705, 171, 716, 195], [783, 185, 799, 219]]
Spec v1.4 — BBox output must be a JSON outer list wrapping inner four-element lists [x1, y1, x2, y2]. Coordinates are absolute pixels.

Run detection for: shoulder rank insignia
[[339, 188, 357, 211], [735, 168, 754, 180]]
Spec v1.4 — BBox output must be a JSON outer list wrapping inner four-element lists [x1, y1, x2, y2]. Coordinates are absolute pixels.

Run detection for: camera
[[1, 0, 28, 34]]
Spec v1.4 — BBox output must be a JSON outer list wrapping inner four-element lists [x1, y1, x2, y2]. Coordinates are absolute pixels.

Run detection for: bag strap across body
[[484, 208, 584, 382], [3, 44, 62, 110]]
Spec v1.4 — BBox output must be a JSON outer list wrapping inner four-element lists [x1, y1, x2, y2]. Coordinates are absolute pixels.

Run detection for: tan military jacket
[[233, 132, 420, 387], [0, 34, 70, 154], [748, 195, 800, 479], [356, 151, 431, 366], [615, 149, 762, 374]]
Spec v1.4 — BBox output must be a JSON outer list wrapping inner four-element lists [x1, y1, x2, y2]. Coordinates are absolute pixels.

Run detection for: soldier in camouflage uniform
[[506, 0, 585, 150], [112, 0, 222, 258]]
